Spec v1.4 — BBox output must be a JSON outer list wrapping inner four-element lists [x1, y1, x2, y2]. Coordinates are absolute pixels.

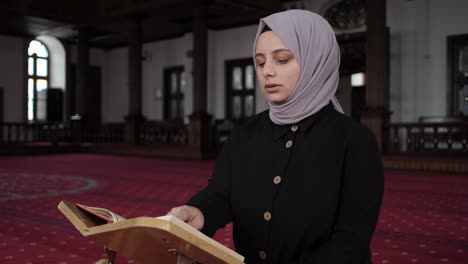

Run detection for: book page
[[75, 204, 126, 223]]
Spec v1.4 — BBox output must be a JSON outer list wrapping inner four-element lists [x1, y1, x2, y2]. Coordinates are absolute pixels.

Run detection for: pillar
[[125, 18, 145, 144], [361, 0, 390, 151], [188, 7, 213, 156]]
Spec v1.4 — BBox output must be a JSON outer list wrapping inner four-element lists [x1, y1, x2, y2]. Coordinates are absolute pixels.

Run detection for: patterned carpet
[[0, 154, 467, 264]]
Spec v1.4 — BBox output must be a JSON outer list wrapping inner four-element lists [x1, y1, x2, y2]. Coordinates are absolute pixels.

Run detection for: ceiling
[[0, 0, 283, 49]]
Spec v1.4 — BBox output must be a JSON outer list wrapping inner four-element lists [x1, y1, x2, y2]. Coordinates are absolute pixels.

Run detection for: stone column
[[0, 87, 3, 141], [192, 8, 208, 114], [71, 28, 91, 144], [64, 42, 74, 121], [361, 0, 390, 151], [188, 7, 213, 157], [76, 28, 90, 121], [125, 18, 145, 144]]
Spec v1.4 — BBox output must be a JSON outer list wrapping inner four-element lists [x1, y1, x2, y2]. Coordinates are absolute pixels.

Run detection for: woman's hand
[[166, 205, 205, 230]]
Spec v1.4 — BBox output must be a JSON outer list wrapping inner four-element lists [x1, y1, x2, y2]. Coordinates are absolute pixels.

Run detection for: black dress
[[187, 103, 384, 264]]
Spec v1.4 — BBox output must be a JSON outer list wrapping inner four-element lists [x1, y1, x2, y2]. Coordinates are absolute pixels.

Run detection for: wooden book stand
[[58, 201, 244, 264]]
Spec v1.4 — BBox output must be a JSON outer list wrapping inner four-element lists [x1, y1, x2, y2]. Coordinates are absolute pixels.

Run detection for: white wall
[[102, 47, 127, 123], [0, 35, 26, 122], [103, 25, 268, 122], [36, 35, 66, 90], [428, 0, 468, 117], [388, 0, 424, 122], [100, 35, 192, 123], [209, 25, 268, 119], [4, 0, 468, 124], [310, 0, 468, 122], [141, 35, 192, 121], [388, 0, 468, 122]]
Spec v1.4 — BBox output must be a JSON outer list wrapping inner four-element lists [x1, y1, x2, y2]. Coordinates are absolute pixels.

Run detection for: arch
[[36, 35, 66, 90], [319, 0, 367, 34], [27, 36, 66, 122], [28, 39, 50, 121]]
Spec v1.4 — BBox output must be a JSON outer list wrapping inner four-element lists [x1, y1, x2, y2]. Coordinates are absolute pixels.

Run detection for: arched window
[[28, 40, 49, 121], [323, 0, 366, 33]]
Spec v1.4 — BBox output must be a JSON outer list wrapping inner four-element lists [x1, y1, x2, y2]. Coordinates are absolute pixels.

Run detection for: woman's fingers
[[166, 205, 205, 230]]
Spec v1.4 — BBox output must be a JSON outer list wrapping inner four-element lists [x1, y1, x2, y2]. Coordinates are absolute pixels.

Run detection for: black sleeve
[[296, 124, 384, 264], [186, 137, 234, 237]]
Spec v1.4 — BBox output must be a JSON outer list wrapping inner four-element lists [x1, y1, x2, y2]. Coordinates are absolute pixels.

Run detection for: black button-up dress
[[187, 103, 384, 264]]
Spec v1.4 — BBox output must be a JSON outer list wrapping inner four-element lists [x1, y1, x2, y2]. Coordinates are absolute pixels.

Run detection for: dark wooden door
[[0, 87, 3, 123], [70, 64, 102, 123], [46, 88, 64, 122], [448, 34, 468, 116], [337, 32, 366, 120]]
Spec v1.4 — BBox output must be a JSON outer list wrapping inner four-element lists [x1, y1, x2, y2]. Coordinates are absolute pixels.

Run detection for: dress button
[[291, 125, 298, 132], [285, 140, 293, 148], [273, 176, 282, 184], [259, 250, 267, 260], [264, 211, 272, 221]]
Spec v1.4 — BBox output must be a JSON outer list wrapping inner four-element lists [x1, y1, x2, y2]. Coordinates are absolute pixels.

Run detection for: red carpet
[[0, 154, 467, 263]]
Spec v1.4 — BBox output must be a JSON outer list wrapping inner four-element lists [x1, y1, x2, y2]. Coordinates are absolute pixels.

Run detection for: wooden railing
[[0, 122, 124, 145], [1, 122, 71, 144], [139, 121, 188, 145], [81, 123, 124, 144], [386, 122, 468, 153], [0, 121, 190, 146], [4, 120, 467, 155]]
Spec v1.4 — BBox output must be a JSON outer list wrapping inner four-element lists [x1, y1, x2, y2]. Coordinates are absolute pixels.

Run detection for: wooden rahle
[[58, 201, 244, 264]]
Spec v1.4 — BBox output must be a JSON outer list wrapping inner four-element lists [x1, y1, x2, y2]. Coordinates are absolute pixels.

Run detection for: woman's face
[[255, 31, 301, 105]]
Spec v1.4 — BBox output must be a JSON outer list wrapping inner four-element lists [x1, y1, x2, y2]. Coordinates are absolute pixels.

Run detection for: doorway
[[337, 32, 366, 120], [448, 34, 468, 116], [69, 64, 102, 123]]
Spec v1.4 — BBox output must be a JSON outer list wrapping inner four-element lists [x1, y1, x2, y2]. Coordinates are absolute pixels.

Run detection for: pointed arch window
[[28, 40, 49, 121]]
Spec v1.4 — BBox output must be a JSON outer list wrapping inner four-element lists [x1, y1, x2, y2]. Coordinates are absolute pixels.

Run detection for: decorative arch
[[36, 36, 66, 91], [27, 36, 66, 122], [320, 0, 366, 34], [27, 39, 49, 121]]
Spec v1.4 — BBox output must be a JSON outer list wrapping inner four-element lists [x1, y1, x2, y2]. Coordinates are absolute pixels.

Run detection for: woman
[[168, 10, 383, 264]]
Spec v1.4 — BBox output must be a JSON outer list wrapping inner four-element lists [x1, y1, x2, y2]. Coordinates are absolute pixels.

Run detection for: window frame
[[225, 58, 256, 120], [163, 66, 185, 122], [27, 39, 50, 122]]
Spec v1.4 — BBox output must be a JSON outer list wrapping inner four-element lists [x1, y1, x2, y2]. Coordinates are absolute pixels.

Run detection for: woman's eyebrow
[[255, 49, 291, 57], [272, 48, 291, 54]]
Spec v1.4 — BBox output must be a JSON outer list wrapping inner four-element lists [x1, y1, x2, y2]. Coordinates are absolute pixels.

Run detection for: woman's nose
[[263, 62, 275, 77]]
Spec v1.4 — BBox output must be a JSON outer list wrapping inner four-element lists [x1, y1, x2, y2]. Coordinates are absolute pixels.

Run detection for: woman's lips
[[264, 84, 280, 93]]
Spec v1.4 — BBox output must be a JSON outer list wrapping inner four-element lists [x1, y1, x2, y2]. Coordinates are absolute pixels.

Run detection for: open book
[[75, 203, 126, 223], [74, 203, 218, 247], [60, 201, 244, 264]]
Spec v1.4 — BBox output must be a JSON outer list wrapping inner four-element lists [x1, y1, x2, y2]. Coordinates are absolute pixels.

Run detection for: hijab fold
[[253, 10, 344, 125]]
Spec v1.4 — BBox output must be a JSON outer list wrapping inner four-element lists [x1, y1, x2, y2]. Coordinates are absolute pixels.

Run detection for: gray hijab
[[253, 10, 344, 125]]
